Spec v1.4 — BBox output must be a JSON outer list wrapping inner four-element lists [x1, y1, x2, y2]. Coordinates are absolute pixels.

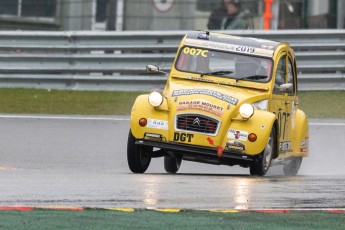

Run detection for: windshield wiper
[[236, 75, 267, 82], [201, 70, 233, 77]]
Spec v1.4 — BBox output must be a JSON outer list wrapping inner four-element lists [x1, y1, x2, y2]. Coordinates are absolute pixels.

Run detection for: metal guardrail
[[0, 30, 344, 91]]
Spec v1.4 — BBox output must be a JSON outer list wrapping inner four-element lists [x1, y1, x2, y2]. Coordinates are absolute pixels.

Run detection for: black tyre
[[164, 155, 182, 174], [127, 130, 152, 173], [283, 157, 302, 176], [250, 126, 276, 176]]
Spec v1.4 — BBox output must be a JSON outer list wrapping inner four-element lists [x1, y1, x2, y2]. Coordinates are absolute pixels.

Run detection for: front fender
[[223, 110, 276, 155], [130, 94, 169, 139]]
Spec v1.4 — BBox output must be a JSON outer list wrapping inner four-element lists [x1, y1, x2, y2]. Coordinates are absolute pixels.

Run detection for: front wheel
[[283, 157, 303, 176], [127, 130, 152, 173], [164, 155, 182, 174], [250, 126, 276, 176]]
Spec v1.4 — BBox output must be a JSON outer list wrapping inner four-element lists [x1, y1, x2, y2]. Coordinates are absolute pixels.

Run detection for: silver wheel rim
[[263, 131, 274, 171]]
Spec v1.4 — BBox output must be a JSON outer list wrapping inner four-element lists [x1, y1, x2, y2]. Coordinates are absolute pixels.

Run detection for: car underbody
[[136, 139, 255, 168]]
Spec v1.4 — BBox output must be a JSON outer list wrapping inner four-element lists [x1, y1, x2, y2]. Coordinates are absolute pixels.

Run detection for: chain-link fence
[[0, 0, 343, 31]]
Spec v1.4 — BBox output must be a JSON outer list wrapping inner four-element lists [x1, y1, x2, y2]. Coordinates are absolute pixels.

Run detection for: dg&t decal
[[173, 132, 194, 143]]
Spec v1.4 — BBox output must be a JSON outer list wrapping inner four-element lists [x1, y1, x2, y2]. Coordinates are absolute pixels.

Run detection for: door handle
[[285, 101, 290, 105]]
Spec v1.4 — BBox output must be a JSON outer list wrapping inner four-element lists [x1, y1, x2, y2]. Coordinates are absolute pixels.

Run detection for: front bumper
[[135, 139, 255, 168]]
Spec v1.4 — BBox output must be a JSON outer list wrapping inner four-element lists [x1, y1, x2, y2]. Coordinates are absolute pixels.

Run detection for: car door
[[270, 52, 292, 154], [286, 53, 298, 151]]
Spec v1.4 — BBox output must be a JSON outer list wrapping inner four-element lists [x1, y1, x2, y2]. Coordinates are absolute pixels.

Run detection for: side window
[[273, 55, 286, 95], [287, 58, 295, 96]]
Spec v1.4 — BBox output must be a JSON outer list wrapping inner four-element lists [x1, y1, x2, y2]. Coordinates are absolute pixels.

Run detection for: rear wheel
[[283, 157, 303, 176], [250, 126, 276, 176], [127, 130, 152, 173], [164, 155, 182, 174]]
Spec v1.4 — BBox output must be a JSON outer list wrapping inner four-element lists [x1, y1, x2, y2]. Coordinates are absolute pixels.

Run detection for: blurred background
[[0, 0, 344, 31]]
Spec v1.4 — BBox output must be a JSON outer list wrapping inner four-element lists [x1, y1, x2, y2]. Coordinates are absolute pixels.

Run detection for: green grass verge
[[0, 89, 145, 115], [0, 89, 343, 119], [0, 210, 344, 230], [298, 91, 345, 119]]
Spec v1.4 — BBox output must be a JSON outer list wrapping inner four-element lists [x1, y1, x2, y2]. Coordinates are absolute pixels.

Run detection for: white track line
[[309, 123, 345, 126], [0, 114, 344, 126], [0, 114, 130, 121]]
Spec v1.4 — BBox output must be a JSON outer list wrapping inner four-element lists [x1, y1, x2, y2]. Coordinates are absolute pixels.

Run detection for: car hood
[[166, 79, 268, 113]]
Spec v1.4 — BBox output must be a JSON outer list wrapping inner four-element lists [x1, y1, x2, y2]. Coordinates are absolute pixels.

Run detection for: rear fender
[[292, 109, 309, 157]]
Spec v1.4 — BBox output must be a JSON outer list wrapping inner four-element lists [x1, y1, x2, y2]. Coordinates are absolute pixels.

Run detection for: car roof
[[184, 31, 282, 58]]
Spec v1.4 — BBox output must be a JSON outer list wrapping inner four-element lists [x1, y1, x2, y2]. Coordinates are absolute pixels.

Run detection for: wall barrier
[[0, 30, 344, 91]]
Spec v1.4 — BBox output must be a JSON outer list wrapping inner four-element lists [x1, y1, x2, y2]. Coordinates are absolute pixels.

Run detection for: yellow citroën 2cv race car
[[128, 31, 309, 176]]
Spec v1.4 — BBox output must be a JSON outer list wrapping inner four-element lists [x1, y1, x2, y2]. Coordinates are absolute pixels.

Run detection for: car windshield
[[175, 46, 273, 82]]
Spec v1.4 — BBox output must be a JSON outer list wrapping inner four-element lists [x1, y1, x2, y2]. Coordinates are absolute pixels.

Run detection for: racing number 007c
[[183, 47, 208, 57]]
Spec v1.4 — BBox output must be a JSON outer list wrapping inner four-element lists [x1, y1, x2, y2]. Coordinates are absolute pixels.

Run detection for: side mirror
[[279, 83, 293, 93], [146, 64, 160, 74], [146, 64, 169, 75]]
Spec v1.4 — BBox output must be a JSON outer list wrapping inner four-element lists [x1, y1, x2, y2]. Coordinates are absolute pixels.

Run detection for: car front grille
[[176, 114, 219, 135]]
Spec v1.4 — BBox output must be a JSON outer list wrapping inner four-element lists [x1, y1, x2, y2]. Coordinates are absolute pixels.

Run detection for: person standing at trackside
[[207, 0, 248, 30]]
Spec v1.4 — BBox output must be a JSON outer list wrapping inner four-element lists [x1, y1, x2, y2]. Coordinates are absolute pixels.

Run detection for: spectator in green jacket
[[208, 0, 248, 30]]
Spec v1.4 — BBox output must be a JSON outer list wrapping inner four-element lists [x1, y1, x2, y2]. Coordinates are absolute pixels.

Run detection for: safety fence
[[0, 30, 344, 91]]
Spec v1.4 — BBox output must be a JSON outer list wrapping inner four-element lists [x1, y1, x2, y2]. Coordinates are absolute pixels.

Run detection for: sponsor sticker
[[184, 38, 274, 57], [172, 89, 238, 105], [144, 133, 162, 139], [280, 141, 291, 152], [300, 147, 308, 153], [207, 137, 215, 146], [177, 99, 224, 117], [300, 137, 309, 152], [227, 129, 248, 141], [147, 118, 168, 130], [261, 45, 274, 50], [225, 140, 246, 153], [185, 75, 224, 84]]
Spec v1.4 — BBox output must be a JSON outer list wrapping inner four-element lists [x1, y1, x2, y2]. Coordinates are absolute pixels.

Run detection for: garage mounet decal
[[172, 89, 238, 105], [147, 118, 168, 130], [177, 99, 224, 117]]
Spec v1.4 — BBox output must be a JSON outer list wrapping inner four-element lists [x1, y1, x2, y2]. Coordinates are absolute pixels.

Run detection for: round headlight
[[239, 103, 254, 119], [148, 91, 163, 107]]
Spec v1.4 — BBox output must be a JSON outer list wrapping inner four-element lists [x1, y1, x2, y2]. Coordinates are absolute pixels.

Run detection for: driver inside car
[[235, 57, 267, 80]]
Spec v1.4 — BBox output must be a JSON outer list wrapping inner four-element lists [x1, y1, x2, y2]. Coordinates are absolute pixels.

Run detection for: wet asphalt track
[[1, 115, 345, 209]]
